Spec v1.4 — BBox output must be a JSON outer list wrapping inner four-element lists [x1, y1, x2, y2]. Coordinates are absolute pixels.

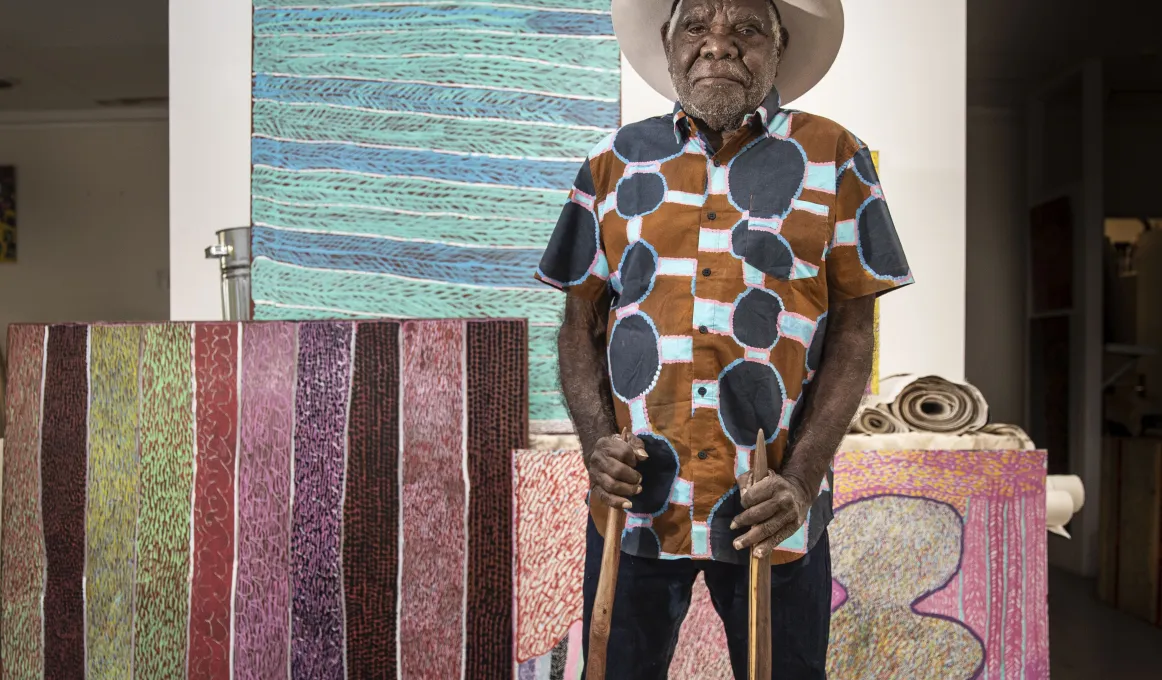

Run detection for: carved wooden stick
[[587, 427, 632, 680], [748, 429, 773, 680]]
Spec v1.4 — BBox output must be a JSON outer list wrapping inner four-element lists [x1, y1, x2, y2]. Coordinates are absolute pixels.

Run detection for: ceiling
[[0, 0, 1157, 113], [0, 0, 167, 112]]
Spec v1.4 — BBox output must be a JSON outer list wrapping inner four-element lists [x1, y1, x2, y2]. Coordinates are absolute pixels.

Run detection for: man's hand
[[585, 434, 648, 510], [730, 470, 812, 558], [731, 293, 874, 558]]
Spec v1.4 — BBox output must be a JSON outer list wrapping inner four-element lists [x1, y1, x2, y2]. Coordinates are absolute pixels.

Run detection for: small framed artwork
[[1, 166, 14, 262]]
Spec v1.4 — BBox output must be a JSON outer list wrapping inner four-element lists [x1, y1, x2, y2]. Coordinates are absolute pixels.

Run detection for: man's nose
[[700, 30, 739, 60]]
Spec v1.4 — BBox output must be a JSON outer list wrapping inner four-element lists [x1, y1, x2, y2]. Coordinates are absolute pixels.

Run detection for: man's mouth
[[696, 76, 741, 85], [691, 71, 747, 87]]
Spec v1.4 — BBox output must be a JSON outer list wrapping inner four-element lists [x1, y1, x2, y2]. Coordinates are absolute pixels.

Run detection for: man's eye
[[738, 27, 757, 36], [687, 23, 707, 35]]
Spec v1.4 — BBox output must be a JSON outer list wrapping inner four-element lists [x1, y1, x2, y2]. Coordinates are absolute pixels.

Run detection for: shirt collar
[[672, 87, 783, 143]]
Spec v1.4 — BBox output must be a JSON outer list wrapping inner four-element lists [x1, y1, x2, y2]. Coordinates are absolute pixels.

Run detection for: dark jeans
[[582, 518, 831, 680]]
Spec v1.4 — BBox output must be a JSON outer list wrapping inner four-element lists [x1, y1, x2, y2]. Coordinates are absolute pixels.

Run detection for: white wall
[[965, 108, 1027, 425], [0, 116, 169, 350], [168, 0, 253, 321], [796, 0, 967, 381], [172, 0, 967, 383]]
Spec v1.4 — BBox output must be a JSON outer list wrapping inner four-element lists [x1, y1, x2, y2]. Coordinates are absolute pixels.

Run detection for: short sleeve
[[534, 156, 611, 301], [826, 136, 913, 301]]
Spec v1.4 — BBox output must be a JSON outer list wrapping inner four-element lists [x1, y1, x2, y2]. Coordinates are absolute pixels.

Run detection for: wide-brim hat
[[612, 0, 844, 105]]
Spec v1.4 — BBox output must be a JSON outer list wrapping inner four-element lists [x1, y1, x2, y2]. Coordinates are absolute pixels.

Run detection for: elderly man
[[535, 0, 911, 677]]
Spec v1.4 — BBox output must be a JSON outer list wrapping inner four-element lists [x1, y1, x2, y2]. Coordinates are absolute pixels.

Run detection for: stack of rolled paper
[[853, 374, 990, 435], [849, 374, 1034, 448], [1045, 475, 1085, 538]]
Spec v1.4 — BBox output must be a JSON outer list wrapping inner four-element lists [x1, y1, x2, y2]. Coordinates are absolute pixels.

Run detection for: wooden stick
[[587, 427, 631, 680], [748, 429, 773, 680]]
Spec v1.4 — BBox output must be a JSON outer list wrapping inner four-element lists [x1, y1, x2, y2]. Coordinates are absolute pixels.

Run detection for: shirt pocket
[[739, 196, 830, 282]]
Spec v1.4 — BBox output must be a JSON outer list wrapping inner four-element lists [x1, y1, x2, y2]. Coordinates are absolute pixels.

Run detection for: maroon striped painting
[[41, 324, 89, 678], [343, 321, 401, 679], [399, 320, 466, 679], [234, 323, 297, 680], [2, 325, 47, 677], [465, 319, 528, 678], [188, 323, 240, 680], [290, 322, 352, 679], [0, 319, 534, 678]]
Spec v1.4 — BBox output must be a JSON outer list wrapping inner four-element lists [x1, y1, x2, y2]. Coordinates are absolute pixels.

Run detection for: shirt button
[[697, 450, 709, 460], [697, 387, 708, 396], [707, 212, 717, 221], [699, 325, 709, 335], [713, 159, 721, 167], [702, 268, 712, 277]]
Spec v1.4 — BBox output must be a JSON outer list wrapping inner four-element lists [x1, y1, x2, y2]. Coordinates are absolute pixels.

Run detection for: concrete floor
[[1049, 568, 1162, 678]]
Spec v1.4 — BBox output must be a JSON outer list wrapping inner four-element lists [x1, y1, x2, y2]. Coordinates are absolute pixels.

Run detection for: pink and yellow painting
[[512, 448, 1048, 679]]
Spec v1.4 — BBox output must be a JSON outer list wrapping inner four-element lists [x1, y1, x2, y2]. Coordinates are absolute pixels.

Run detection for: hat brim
[[612, 0, 844, 105]]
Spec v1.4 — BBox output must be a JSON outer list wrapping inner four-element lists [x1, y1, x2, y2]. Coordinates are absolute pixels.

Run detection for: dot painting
[[512, 449, 1049, 679]]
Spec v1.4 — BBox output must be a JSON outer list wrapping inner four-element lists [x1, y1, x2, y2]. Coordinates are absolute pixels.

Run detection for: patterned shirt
[[535, 89, 912, 564]]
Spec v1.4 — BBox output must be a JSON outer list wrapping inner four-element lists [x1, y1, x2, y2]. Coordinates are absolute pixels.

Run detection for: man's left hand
[[730, 471, 812, 558]]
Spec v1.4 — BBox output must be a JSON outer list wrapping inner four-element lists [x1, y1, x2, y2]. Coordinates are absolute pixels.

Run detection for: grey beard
[[671, 60, 779, 133], [678, 92, 750, 133]]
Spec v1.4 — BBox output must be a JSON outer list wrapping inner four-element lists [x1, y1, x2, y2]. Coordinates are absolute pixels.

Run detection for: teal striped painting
[[250, 0, 622, 427]]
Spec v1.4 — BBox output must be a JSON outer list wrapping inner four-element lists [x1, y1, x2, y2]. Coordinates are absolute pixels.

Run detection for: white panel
[[168, 0, 254, 320], [794, 0, 968, 382]]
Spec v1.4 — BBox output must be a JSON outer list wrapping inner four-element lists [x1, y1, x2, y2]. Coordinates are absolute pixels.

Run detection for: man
[[534, 0, 912, 677]]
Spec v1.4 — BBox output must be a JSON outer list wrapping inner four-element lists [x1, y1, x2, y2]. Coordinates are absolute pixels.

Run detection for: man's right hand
[[586, 433, 648, 510]]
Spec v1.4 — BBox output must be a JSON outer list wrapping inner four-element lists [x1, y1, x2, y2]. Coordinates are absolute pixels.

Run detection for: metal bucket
[[204, 227, 252, 321]]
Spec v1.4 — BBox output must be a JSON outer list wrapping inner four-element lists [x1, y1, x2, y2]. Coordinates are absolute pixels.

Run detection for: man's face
[[662, 0, 783, 132]]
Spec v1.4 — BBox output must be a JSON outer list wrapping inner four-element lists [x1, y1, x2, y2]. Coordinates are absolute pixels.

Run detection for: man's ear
[[660, 22, 671, 54], [772, 27, 789, 75]]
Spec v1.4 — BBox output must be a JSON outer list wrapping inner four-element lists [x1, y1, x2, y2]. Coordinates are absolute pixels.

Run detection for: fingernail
[[733, 540, 743, 550], [622, 501, 632, 510], [635, 486, 643, 495], [755, 548, 765, 558], [729, 521, 738, 530], [636, 451, 648, 460]]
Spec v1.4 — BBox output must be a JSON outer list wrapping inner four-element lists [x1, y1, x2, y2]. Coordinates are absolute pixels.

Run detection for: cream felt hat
[[612, 0, 844, 105]]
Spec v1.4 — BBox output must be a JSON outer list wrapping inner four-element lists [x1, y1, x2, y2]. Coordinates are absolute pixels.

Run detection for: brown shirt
[[536, 89, 912, 564]]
